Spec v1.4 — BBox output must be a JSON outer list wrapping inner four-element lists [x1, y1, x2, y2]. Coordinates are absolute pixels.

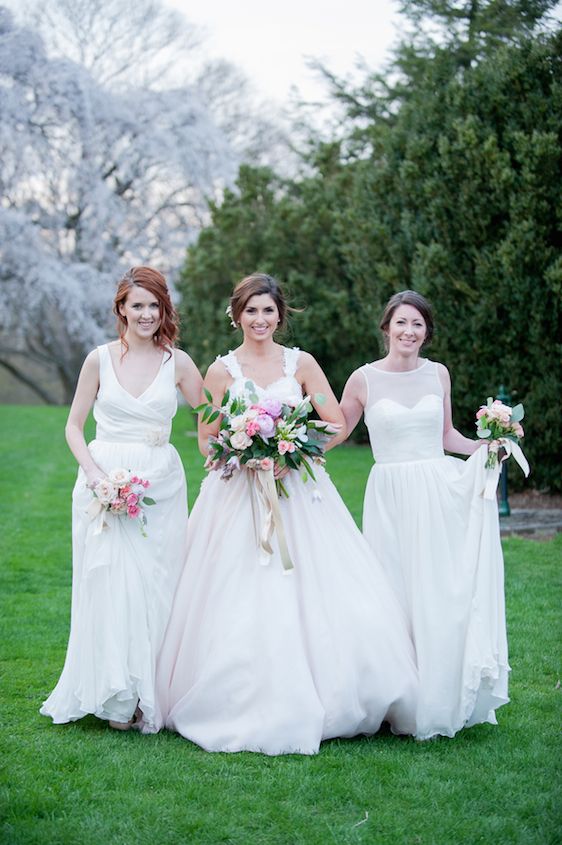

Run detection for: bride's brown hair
[[229, 273, 295, 330], [113, 266, 179, 358]]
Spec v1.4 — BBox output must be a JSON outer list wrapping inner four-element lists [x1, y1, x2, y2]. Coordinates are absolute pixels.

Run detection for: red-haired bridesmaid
[[41, 266, 202, 731]]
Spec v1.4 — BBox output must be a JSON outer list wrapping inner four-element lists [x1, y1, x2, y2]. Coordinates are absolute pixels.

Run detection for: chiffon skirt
[[40, 440, 188, 730], [153, 465, 418, 755], [363, 448, 509, 740]]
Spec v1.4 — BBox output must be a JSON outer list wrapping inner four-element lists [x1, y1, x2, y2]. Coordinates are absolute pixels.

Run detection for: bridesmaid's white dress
[[40, 344, 188, 729], [154, 347, 418, 755], [360, 360, 509, 740]]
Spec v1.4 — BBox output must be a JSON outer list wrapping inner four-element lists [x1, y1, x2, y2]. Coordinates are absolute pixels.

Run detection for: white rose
[[94, 479, 118, 504], [230, 430, 253, 450], [108, 467, 130, 486], [230, 415, 247, 432]]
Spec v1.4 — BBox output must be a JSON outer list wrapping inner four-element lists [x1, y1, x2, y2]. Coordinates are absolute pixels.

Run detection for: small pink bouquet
[[475, 397, 526, 470], [87, 468, 155, 536], [196, 382, 332, 498]]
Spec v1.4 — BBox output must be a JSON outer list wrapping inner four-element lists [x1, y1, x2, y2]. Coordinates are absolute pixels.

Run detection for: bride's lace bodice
[[361, 360, 445, 464], [220, 347, 303, 403]]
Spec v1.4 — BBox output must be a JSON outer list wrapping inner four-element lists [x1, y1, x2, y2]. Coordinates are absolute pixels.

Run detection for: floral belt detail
[[143, 428, 170, 447]]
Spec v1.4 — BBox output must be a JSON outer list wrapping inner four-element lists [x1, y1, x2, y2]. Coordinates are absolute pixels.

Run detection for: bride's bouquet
[[475, 397, 529, 498], [195, 382, 335, 572], [87, 468, 155, 536], [196, 381, 333, 498]]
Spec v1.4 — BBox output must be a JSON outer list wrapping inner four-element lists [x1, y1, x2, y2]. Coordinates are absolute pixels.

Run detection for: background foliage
[[179, 3, 561, 491]]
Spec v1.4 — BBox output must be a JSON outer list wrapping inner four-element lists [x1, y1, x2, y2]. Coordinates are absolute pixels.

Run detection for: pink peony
[[261, 398, 282, 418], [255, 414, 275, 438]]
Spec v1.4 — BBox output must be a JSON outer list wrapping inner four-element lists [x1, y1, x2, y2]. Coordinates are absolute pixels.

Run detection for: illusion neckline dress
[[40, 344, 188, 729], [360, 359, 509, 740], [153, 347, 419, 755]]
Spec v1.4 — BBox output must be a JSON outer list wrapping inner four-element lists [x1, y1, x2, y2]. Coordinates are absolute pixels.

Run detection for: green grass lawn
[[1, 406, 560, 845]]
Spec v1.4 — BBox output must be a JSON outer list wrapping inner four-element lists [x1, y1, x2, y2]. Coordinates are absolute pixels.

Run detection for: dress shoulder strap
[[283, 347, 300, 377], [218, 350, 243, 380]]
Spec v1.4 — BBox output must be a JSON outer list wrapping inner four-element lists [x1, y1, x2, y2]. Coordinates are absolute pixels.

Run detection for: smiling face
[[119, 284, 161, 341], [239, 293, 279, 343], [386, 304, 427, 357]]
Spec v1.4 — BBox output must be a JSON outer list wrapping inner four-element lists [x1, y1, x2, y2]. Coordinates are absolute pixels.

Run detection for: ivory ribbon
[[248, 468, 294, 573], [482, 439, 530, 500], [86, 498, 108, 535]]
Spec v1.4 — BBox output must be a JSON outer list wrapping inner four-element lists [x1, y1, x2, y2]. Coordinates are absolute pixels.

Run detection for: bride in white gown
[[154, 273, 418, 755], [341, 290, 509, 740], [40, 267, 202, 731]]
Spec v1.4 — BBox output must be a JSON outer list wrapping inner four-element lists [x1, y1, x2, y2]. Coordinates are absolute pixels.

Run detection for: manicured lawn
[[1, 407, 560, 845]]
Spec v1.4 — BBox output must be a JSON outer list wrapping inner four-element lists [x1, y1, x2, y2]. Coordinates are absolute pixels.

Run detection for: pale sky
[[164, 0, 403, 104]]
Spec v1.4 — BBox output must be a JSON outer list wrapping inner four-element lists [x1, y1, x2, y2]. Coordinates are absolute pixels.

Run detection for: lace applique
[[218, 351, 243, 380], [283, 347, 301, 378]]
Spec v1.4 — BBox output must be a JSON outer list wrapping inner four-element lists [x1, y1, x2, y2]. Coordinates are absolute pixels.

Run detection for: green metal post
[[497, 384, 511, 517]]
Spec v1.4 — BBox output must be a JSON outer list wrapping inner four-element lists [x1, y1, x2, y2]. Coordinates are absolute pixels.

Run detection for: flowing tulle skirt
[[154, 466, 418, 755], [363, 448, 509, 740], [40, 440, 188, 729]]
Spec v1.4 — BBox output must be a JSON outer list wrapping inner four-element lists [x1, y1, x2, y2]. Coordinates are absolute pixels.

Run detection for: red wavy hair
[[113, 266, 179, 358]]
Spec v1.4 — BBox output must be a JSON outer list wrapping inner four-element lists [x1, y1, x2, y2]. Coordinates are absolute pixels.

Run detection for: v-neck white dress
[[153, 348, 418, 755], [40, 344, 188, 729]]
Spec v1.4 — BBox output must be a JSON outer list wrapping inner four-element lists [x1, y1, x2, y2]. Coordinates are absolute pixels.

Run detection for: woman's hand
[[85, 467, 105, 489], [274, 462, 290, 480]]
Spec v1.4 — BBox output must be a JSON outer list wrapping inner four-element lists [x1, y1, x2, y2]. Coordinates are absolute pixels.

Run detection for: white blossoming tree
[[0, 4, 241, 401]]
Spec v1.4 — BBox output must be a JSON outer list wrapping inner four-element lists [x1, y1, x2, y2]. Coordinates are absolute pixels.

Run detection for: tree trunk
[[0, 358, 56, 404]]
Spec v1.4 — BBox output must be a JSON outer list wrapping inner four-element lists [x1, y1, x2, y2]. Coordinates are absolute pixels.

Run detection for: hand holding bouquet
[[87, 468, 155, 536], [195, 381, 335, 572], [475, 397, 530, 498], [196, 381, 334, 498]]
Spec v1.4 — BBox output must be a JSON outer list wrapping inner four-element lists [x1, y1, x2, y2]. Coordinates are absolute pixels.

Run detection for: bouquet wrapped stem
[[475, 398, 530, 499], [195, 382, 334, 569]]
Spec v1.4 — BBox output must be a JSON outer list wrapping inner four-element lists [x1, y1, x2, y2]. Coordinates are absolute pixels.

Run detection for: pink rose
[[246, 420, 260, 437], [476, 407, 488, 420], [126, 493, 139, 506], [142, 479, 150, 488], [260, 458, 273, 471], [128, 504, 141, 518], [278, 440, 296, 455], [512, 422, 524, 437], [130, 476, 139, 484]]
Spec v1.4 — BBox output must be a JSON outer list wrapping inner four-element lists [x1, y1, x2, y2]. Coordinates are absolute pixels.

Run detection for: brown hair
[[229, 273, 290, 329], [113, 266, 179, 357], [379, 289, 434, 348]]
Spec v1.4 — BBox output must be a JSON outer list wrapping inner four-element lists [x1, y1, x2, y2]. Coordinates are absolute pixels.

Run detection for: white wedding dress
[[154, 347, 418, 755], [40, 344, 188, 729], [360, 360, 509, 740]]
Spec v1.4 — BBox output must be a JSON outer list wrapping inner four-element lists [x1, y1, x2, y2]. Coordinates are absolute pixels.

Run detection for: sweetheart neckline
[[366, 394, 442, 414]]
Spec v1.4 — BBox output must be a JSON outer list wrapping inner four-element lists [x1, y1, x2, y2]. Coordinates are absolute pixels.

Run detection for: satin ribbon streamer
[[86, 498, 108, 535], [482, 439, 530, 500], [248, 468, 294, 573]]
